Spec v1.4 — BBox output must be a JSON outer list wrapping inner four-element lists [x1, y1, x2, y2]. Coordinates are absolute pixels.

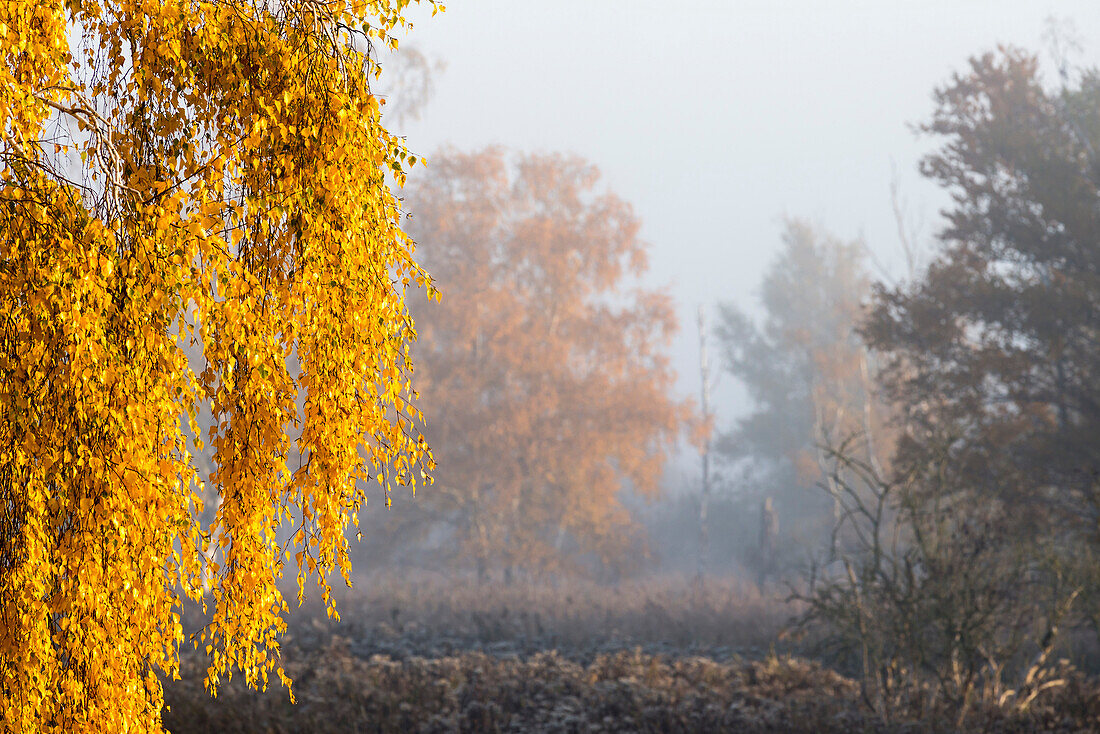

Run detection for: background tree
[[713, 219, 883, 578], [376, 45, 445, 128], [863, 48, 1100, 628], [0, 0, 435, 730], [794, 47, 1100, 725], [372, 148, 686, 580]]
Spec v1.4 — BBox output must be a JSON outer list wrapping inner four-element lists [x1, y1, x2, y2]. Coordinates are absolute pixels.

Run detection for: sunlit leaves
[[0, 0, 436, 730]]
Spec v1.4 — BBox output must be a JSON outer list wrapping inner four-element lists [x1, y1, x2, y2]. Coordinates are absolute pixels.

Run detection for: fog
[[165, 2, 1100, 729], [341, 2, 1100, 575], [393, 1, 1100, 402]]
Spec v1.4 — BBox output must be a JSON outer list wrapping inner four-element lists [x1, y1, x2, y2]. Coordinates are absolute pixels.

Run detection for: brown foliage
[[392, 148, 688, 577]]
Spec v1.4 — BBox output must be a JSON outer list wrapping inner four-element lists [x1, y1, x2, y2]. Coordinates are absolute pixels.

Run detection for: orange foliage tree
[[0, 0, 435, 730], [401, 148, 686, 579]]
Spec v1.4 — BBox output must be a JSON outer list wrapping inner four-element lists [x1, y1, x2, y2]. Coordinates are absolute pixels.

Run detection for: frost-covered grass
[[165, 646, 877, 733], [163, 573, 1100, 732], [306, 572, 791, 661]]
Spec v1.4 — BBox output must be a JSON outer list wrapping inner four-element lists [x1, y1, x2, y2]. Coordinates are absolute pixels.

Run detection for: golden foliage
[[0, 0, 437, 729]]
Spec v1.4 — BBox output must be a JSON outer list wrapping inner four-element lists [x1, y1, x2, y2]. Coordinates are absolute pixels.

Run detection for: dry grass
[[165, 644, 880, 733], [163, 572, 1100, 733], [311, 572, 793, 661]]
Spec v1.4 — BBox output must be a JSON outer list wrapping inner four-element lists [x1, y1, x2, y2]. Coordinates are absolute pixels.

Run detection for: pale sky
[[390, 0, 1100, 428]]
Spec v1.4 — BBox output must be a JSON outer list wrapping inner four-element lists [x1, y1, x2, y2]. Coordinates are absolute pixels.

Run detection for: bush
[[793, 436, 1086, 727]]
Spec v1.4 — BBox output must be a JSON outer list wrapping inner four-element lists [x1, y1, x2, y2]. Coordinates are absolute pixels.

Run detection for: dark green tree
[[792, 52, 1100, 724], [863, 47, 1100, 635]]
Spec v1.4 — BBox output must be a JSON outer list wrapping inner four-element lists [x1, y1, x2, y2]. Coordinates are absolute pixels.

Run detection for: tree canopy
[[798, 48, 1100, 718], [713, 219, 882, 567], [865, 49, 1100, 551], [394, 148, 686, 579], [0, 0, 436, 730]]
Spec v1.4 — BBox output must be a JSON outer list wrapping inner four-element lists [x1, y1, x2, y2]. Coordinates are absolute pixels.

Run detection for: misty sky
[[392, 0, 1100, 426]]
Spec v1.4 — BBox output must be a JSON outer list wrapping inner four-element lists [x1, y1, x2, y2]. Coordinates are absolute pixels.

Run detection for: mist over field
[[160, 4, 1100, 730]]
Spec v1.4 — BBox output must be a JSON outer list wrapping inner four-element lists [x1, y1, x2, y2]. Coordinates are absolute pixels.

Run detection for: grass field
[[162, 574, 1100, 733]]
